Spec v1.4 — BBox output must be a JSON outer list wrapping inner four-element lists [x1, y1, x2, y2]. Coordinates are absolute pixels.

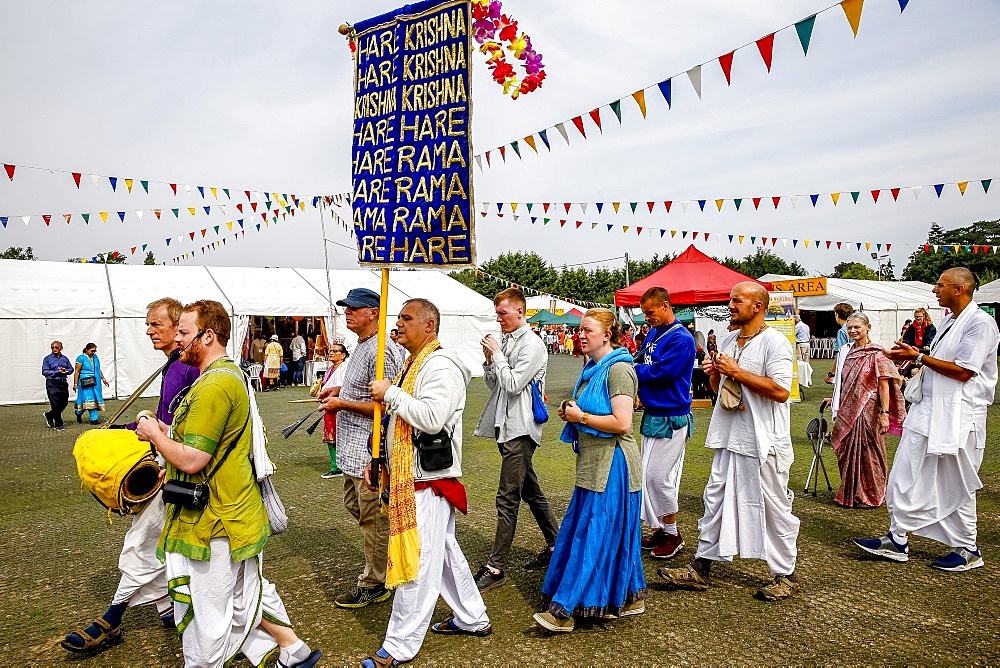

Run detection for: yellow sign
[[767, 276, 827, 296]]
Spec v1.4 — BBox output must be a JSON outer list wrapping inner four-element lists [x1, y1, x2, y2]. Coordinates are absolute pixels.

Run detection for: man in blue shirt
[[635, 287, 696, 560], [42, 341, 73, 430]]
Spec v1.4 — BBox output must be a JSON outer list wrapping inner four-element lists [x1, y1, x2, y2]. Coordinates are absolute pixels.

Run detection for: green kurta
[[158, 358, 269, 563], [573, 361, 643, 493]]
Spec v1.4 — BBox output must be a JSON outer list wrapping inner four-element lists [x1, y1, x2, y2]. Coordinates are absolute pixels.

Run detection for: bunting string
[[471, 0, 908, 168], [484, 210, 898, 255], [476, 178, 993, 220]]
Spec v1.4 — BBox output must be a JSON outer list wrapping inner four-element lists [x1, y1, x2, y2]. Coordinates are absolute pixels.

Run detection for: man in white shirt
[[855, 267, 999, 571], [660, 282, 801, 601], [290, 332, 307, 386]]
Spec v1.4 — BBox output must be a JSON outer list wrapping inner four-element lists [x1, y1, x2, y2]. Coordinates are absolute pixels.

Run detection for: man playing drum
[[62, 297, 200, 655]]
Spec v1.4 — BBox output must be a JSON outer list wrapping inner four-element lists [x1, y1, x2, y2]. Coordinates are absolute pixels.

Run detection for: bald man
[[855, 267, 999, 572], [660, 282, 801, 601]]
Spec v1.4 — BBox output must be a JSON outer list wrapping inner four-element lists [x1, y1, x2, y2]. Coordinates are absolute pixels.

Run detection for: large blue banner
[[351, 0, 474, 267]]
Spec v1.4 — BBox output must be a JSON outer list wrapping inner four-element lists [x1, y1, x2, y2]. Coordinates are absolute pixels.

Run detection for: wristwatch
[[581, 412, 590, 426], [915, 353, 925, 365]]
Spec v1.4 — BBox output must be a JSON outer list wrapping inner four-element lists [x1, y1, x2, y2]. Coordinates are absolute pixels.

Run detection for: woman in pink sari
[[823, 312, 906, 508]]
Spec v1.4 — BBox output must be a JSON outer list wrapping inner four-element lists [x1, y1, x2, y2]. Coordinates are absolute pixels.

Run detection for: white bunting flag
[[686, 65, 702, 99]]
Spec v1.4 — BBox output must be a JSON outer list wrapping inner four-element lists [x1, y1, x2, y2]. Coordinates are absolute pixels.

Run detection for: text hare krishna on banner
[[351, 0, 474, 267]]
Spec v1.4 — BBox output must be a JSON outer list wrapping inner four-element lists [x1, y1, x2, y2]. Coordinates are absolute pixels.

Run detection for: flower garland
[[472, 0, 546, 99]]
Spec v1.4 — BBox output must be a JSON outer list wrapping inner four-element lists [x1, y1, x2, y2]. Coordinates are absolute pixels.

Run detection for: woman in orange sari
[[823, 312, 906, 508]]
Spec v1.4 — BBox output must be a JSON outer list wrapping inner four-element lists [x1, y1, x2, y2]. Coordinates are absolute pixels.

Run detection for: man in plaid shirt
[[319, 288, 404, 608]]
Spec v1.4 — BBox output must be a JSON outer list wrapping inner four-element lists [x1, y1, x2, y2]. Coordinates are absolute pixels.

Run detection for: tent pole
[[318, 202, 337, 338]]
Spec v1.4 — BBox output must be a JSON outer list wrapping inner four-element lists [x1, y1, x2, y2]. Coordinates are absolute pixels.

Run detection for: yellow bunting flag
[[671, 230, 677, 238], [804, 239, 810, 248], [739, 235, 745, 244], [841, 0, 864, 38], [188, 207, 196, 216], [623, 226, 630, 233], [524, 135, 537, 153], [632, 90, 647, 118], [211, 187, 218, 199], [125, 178, 133, 193], [831, 192, 841, 206], [100, 211, 109, 223], [715, 199, 724, 211], [958, 181, 969, 195], [511, 203, 519, 213], [613, 202, 621, 213], [866, 242, 871, 251], [227, 222, 233, 230]]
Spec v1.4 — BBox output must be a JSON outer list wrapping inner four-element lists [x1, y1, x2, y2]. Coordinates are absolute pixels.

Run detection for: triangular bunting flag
[[716, 199, 724, 211], [21, 216, 30, 225], [2, 164, 13, 181], [795, 15, 816, 55], [664, 201, 672, 213], [851, 191, 860, 203], [72, 172, 81, 188], [756, 34, 775, 72], [607, 224, 614, 231], [609, 100, 622, 123], [474, 155, 482, 171], [596, 203, 604, 213], [539, 129, 551, 150], [647, 202, 656, 213], [810, 194, 819, 207], [188, 207, 196, 216], [82, 213, 90, 224], [891, 187, 900, 200], [556, 123, 570, 145], [141, 180, 149, 193], [63, 213, 71, 224], [841, 0, 864, 38], [632, 90, 646, 118], [498, 145, 506, 161], [510, 140, 521, 159], [772, 196, 781, 209], [832, 192, 841, 205], [42, 215, 51, 226], [739, 235, 745, 244], [637, 227, 643, 235], [898, 0, 909, 11], [613, 202, 621, 213], [100, 212, 108, 223], [752, 197, 761, 210], [682, 231, 688, 239], [871, 189, 880, 203], [697, 200, 706, 211], [589, 108, 602, 133], [203, 206, 211, 215], [91, 174, 100, 188], [571, 116, 587, 138], [719, 51, 735, 85], [125, 178, 133, 193], [657, 78, 672, 108], [630, 202, 638, 214], [686, 66, 702, 99], [983, 179, 992, 194], [912, 186, 921, 199], [117, 211, 126, 222], [109, 177, 118, 191], [958, 181, 969, 195], [734, 198, 742, 210], [211, 187, 218, 199], [524, 135, 537, 153], [136, 210, 143, 220], [934, 184, 944, 197], [197, 186, 205, 198]]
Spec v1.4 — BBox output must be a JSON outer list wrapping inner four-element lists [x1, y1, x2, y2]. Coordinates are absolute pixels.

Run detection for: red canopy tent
[[615, 245, 772, 307]]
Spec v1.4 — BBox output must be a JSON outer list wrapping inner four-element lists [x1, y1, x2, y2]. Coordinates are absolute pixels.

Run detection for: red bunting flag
[[499, 146, 506, 161], [189, 232, 196, 240], [43, 215, 51, 225], [237, 204, 243, 213], [664, 201, 672, 213], [871, 189, 880, 203], [543, 203, 551, 212], [564, 203, 572, 214], [756, 34, 775, 72], [3, 164, 14, 181], [560, 220, 567, 227], [771, 237, 778, 245], [251, 203, 258, 212], [637, 227, 643, 235], [170, 183, 177, 194], [885, 243, 891, 251], [571, 116, 587, 138], [245, 190, 252, 200], [72, 172, 82, 188], [891, 188, 900, 200], [576, 221, 583, 228], [772, 196, 781, 208], [753, 197, 762, 210], [589, 108, 602, 133], [719, 51, 735, 85], [647, 202, 655, 213]]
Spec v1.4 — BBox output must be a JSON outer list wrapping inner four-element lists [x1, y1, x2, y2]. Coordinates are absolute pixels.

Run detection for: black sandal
[[60, 617, 123, 654], [430, 615, 493, 637]]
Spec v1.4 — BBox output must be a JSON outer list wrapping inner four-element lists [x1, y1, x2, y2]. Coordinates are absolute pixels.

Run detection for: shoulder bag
[[530, 379, 549, 423]]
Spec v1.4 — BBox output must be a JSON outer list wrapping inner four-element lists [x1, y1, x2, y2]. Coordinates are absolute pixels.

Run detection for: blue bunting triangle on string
[[810, 194, 819, 206], [934, 184, 944, 197], [596, 202, 604, 214], [109, 177, 118, 191], [538, 129, 550, 151], [657, 78, 671, 108]]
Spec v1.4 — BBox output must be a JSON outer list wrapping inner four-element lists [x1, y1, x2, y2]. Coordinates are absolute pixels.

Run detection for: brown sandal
[[60, 617, 124, 654]]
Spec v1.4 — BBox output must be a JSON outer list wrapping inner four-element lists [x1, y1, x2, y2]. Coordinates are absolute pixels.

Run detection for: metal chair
[[803, 404, 832, 496], [245, 363, 264, 392]]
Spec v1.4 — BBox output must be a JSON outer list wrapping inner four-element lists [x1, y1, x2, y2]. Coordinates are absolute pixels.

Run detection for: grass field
[[1, 353, 998, 666]]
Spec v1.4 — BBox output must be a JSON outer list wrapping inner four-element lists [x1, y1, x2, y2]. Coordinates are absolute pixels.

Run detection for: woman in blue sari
[[73, 342, 108, 424], [534, 308, 646, 633]]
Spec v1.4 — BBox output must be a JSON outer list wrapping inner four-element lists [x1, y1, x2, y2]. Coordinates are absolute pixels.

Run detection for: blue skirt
[[542, 447, 647, 619]]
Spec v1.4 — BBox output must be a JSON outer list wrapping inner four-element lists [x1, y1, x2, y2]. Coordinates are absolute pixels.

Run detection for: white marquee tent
[[759, 274, 942, 347], [0, 260, 499, 405], [976, 278, 1000, 304]]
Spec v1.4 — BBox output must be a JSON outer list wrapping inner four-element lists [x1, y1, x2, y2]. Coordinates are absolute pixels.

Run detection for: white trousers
[[165, 539, 290, 667], [888, 428, 983, 547], [383, 488, 489, 663], [640, 429, 687, 527], [112, 489, 171, 614], [695, 449, 800, 577]]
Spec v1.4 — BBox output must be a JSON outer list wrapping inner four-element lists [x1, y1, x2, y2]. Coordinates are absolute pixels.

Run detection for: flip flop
[[430, 615, 493, 637]]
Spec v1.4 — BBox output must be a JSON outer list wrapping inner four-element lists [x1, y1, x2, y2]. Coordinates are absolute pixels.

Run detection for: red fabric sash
[[911, 321, 926, 346], [414, 478, 468, 515]]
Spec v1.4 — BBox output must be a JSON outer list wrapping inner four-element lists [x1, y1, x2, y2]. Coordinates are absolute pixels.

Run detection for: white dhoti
[[112, 489, 171, 614], [382, 488, 489, 663], [166, 538, 290, 667], [640, 429, 687, 527], [695, 449, 800, 577], [887, 428, 983, 547]]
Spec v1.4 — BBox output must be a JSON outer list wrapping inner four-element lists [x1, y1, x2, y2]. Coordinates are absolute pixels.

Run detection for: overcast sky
[[1, 0, 998, 278]]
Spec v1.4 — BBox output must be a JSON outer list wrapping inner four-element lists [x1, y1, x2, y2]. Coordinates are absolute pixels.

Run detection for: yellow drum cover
[[73, 428, 162, 514]]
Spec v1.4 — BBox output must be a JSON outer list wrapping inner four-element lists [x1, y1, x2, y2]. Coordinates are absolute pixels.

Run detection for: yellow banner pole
[[369, 267, 390, 488]]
